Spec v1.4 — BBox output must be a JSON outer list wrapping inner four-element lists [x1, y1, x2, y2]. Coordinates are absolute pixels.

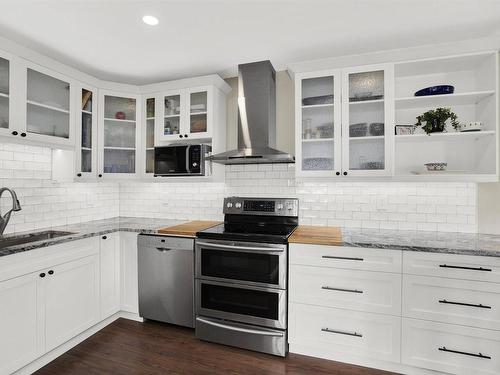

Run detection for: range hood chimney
[[209, 60, 295, 165]]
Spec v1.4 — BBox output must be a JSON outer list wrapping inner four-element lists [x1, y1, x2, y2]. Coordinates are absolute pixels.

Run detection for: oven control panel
[[223, 197, 298, 217]]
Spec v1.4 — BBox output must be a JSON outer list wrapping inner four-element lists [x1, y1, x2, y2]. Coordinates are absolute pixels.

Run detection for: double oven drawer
[[195, 239, 287, 328]]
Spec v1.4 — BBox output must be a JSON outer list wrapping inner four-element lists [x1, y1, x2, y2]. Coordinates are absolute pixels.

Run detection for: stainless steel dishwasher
[[138, 233, 195, 328]]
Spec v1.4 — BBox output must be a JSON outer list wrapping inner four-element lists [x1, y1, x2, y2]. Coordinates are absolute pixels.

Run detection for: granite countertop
[[294, 226, 500, 258], [0, 217, 182, 258]]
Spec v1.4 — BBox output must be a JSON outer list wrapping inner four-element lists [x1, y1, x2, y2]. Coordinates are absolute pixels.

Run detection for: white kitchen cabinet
[[44, 254, 100, 352], [295, 70, 342, 177], [142, 96, 156, 177], [120, 231, 139, 314], [294, 51, 498, 181], [0, 272, 43, 375], [75, 84, 98, 179], [156, 86, 213, 142], [0, 51, 13, 138], [341, 64, 394, 177], [100, 232, 120, 318], [98, 90, 142, 179]]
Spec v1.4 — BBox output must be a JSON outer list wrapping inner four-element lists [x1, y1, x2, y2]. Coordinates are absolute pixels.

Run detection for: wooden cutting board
[[289, 225, 343, 246], [157, 221, 221, 237]]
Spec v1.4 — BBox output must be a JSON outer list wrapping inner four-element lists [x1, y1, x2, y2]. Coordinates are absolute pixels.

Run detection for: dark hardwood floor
[[35, 318, 400, 375]]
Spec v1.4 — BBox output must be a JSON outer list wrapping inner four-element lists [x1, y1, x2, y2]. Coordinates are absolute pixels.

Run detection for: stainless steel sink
[[0, 230, 76, 248]]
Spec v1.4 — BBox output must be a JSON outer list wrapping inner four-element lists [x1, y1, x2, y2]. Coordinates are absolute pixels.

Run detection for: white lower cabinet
[[120, 231, 139, 314], [290, 264, 401, 315], [289, 303, 401, 363], [403, 274, 500, 331], [402, 318, 500, 375], [100, 232, 120, 318], [0, 273, 42, 375], [44, 254, 100, 352]]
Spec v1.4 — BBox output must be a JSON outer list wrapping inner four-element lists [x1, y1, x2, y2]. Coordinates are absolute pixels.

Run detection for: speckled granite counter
[[296, 226, 500, 257], [0, 217, 182, 257]]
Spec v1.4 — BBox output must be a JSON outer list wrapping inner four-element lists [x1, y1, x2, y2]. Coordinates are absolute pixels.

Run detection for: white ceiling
[[0, 0, 499, 84]]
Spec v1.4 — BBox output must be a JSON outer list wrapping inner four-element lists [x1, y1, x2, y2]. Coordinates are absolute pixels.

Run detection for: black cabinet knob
[[184, 134, 188, 138], [336, 172, 340, 176], [179, 134, 183, 138], [48, 270, 54, 275], [343, 171, 348, 176], [11, 131, 18, 136], [39, 273, 46, 278], [20, 133, 26, 137], [77, 173, 82, 177], [98, 174, 103, 178], [102, 235, 107, 240]]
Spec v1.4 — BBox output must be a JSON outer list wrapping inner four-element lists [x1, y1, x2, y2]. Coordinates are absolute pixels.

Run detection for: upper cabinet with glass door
[[295, 71, 341, 176], [341, 64, 394, 176], [144, 97, 156, 176], [157, 86, 213, 142], [75, 86, 98, 179], [0, 56, 10, 136], [25, 65, 74, 147], [98, 92, 141, 178]]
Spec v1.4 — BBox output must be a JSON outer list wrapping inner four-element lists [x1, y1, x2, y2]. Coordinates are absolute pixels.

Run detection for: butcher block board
[[157, 221, 221, 237], [288, 225, 343, 246]]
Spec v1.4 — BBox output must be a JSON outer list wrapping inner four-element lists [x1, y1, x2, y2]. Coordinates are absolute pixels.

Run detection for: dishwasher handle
[[156, 247, 173, 252]]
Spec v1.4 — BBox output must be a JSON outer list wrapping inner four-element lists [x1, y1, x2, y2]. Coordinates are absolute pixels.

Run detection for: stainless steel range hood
[[209, 60, 294, 165]]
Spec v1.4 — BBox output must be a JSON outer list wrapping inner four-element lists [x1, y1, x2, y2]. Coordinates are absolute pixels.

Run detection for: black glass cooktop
[[196, 215, 298, 244]]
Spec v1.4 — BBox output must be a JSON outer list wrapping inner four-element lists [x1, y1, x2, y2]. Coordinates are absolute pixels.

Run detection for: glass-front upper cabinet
[[25, 66, 74, 145], [99, 92, 140, 177], [0, 56, 10, 134], [295, 70, 342, 176], [341, 64, 394, 176], [75, 86, 98, 179], [158, 87, 212, 142], [144, 97, 155, 175]]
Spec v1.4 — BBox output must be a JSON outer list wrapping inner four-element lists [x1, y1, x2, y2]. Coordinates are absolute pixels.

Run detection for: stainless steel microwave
[[154, 144, 211, 177]]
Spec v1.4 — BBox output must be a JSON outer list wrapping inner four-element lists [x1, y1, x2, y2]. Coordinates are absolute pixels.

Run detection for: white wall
[[0, 143, 119, 234]]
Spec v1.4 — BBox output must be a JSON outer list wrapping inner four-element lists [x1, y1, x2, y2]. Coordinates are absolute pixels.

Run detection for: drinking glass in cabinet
[[104, 149, 135, 173], [349, 71, 384, 102], [164, 95, 180, 116], [27, 69, 70, 111], [104, 96, 136, 120], [104, 120, 136, 148]]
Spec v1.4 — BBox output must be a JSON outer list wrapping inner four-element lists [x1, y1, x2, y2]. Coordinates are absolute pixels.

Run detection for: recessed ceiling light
[[142, 15, 159, 26]]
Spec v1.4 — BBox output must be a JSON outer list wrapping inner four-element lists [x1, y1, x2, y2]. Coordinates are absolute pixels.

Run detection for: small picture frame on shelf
[[395, 125, 415, 135]]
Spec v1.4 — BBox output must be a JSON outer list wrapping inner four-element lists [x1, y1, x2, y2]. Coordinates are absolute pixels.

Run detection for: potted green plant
[[415, 107, 459, 134]]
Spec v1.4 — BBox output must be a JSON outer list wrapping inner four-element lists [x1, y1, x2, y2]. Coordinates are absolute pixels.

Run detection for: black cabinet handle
[[336, 172, 340, 176], [184, 134, 188, 138], [39, 272, 46, 278], [439, 264, 492, 272], [102, 235, 107, 240], [322, 255, 364, 261], [322, 286, 363, 294], [77, 173, 82, 177], [48, 270, 54, 275], [438, 346, 491, 359], [321, 328, 362, 338], [343, 171, 348, 176], [20, 133, 26, 137], [438, 299, 491, 309], [12, 131, 18, 136], [179, 134, 183, 138], [98, 174, 103, 178]]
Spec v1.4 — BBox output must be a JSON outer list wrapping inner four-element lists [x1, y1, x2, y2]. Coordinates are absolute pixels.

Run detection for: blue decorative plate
[[414, 85, 454, 96]]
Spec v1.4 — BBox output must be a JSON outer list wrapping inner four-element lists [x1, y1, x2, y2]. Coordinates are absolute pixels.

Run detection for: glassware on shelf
[[302, 118, 312, 139]]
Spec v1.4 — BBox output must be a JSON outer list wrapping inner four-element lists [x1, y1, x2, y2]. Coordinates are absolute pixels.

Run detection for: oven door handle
[[196, 241, 284, 253], [196, 317, 283, 337]]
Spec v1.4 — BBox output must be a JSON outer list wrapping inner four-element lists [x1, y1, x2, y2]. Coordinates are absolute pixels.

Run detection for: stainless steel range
[[195, 197, 299, 357]]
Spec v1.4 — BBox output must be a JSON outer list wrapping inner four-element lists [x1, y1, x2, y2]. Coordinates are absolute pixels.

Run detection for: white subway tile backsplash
[[0, 143, 478, 234]]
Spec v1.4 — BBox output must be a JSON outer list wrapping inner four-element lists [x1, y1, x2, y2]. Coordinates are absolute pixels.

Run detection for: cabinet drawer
[[290, 265, 401, 315], [289, 303, 401, 363], [402, 318, 500, 375], [289, 244, 402, 273], [403, 252, 500, 283], [403, 275, 500, 330]]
